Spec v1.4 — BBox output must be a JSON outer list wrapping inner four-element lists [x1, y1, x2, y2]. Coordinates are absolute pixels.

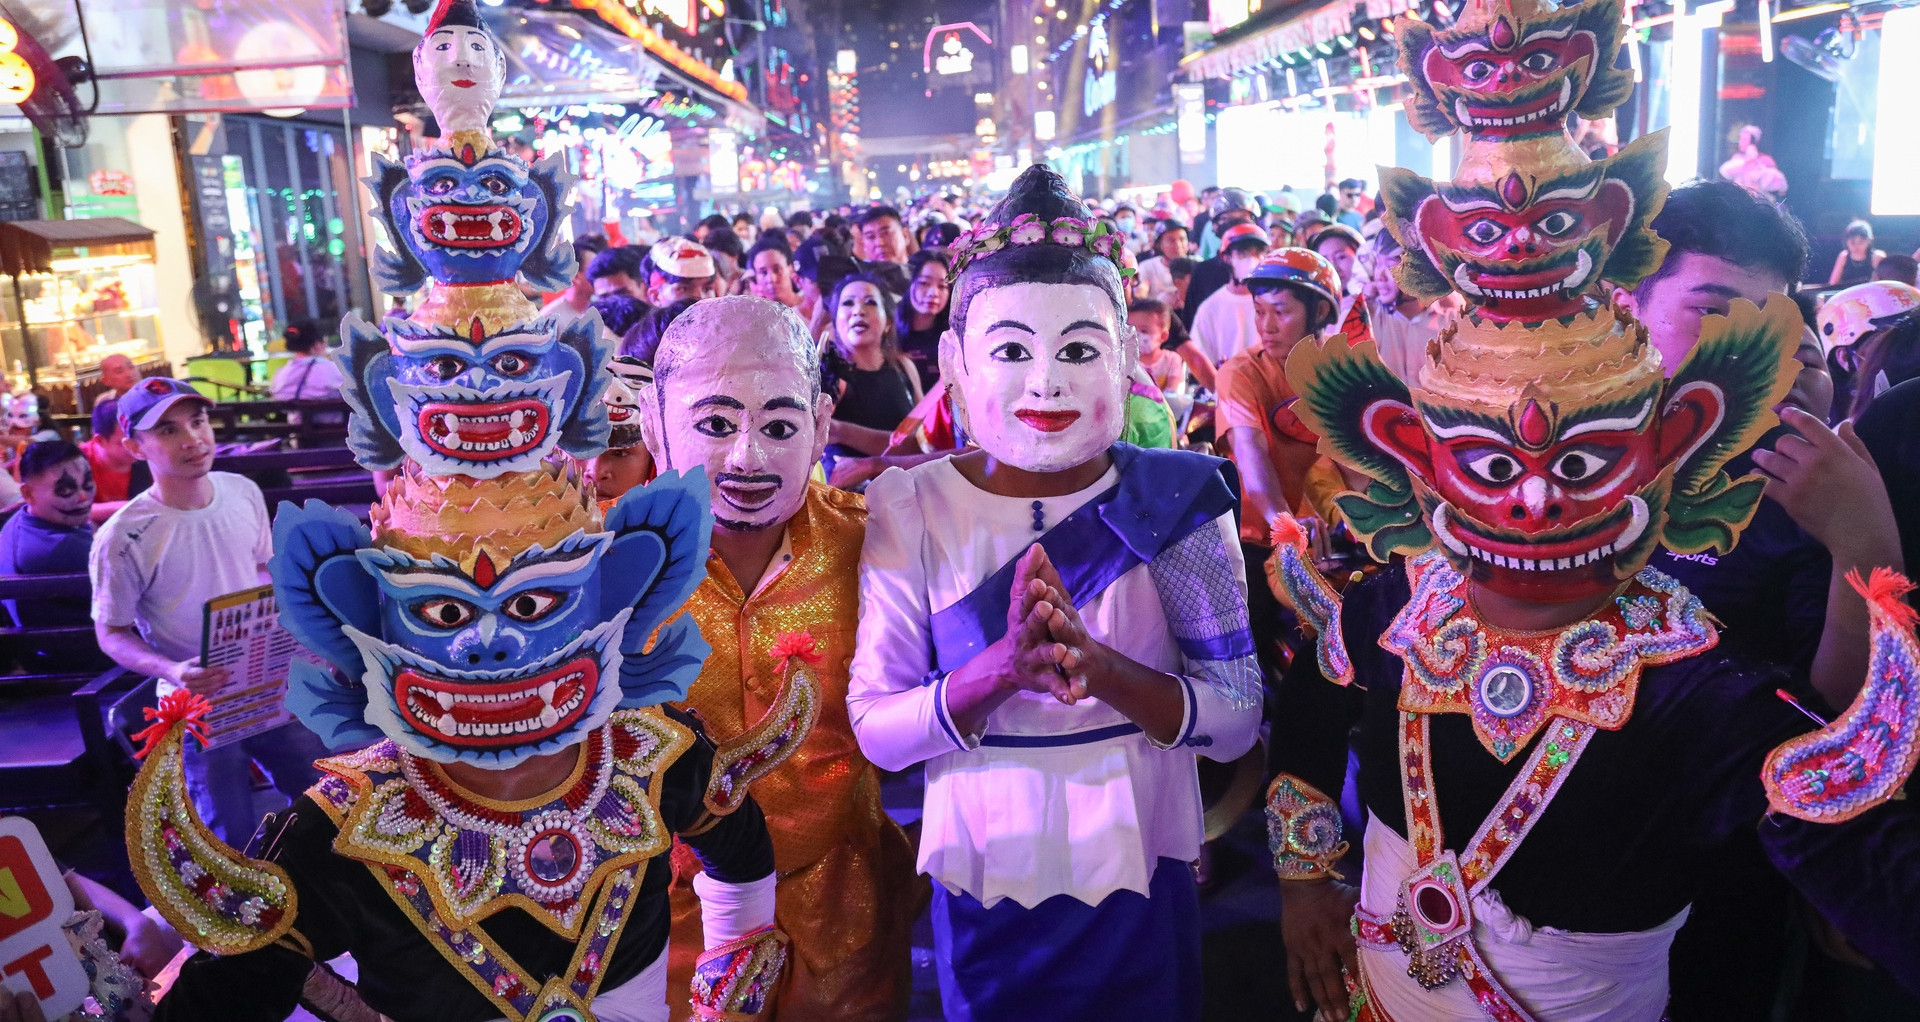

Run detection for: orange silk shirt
[[667, 481, 923, 1022]]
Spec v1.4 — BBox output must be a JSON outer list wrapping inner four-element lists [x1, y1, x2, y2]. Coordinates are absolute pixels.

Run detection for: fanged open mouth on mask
[[1431, 493, 1650, 572], [391, 374, 570, 470]]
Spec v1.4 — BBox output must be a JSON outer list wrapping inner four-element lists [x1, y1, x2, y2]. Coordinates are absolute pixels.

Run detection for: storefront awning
[[1182, 0, 1417, 80], [0, 217, 155, 276], [483, 6, 764, 137]]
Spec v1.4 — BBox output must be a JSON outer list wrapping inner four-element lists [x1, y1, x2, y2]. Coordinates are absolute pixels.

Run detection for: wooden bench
[[54, 399, 352, 448]]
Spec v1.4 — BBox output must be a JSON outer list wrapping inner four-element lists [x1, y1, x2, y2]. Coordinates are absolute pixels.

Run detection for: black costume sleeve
[[658, 706, 776, 885], [154, 798, 353, 1022], [1855, 379, 1920, 572], [1266, 569, 1378, 800], [1762, 802, 1920, 996]]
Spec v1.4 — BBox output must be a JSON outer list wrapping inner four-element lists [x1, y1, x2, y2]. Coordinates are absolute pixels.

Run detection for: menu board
[[198, 584, 321, 749]]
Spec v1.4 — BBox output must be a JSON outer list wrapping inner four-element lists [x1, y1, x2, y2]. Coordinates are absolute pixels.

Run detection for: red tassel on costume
[[770, 631, 824, 677], [131, 690, 214, 759], [1850, 567, 1919, 630], [1270, 513, 1309, 552]]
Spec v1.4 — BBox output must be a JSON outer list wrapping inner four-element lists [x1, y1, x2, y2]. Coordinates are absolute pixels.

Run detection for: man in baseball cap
[[646, 235, 717, 306], [116, 376, 213, 437]]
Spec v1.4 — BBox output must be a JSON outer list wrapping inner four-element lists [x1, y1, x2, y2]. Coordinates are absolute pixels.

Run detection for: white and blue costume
[[848, 444, 1262, 1021]]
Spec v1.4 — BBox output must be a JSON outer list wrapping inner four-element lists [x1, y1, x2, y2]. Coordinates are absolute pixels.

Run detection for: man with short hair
[[588, 244, 650, 301], [1135, 223, 1191, 309], [853, 206, 912, 268], [1613, 178, 1904, 1020], [90, 378, 328, 846], [97, 353, 139, 405], [81, 397, 135, 514]]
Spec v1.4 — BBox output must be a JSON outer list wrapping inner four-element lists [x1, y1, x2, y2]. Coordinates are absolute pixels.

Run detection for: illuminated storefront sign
[[1175, 82, 1207, 165], [1082, 20, 1115, 116], [924, 22, 991, 78]]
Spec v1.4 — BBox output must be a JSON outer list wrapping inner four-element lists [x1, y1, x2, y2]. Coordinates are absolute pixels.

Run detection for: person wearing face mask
[[847, 165, 1261, 1022], [823, 274, 923, 480], [638, 298, 924, 1022], [1190, 222, 1271, 366]]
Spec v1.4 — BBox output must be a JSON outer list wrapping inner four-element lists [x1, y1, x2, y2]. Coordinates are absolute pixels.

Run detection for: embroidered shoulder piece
[[1383, 549, 1717, 761], [1265, 773, 1348, 881], [690, 924, 790, 1021], [126, 692, 298, 956], [322, 707, 691, 937], [706, 637, 823, 817], [1265, 514, 1353, 687], [1765, 568, 1920, 822]]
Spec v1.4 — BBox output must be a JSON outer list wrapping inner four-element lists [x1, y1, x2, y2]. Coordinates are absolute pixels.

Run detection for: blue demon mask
[[270, 466, 713, 769], [367, 145, 575, 294]]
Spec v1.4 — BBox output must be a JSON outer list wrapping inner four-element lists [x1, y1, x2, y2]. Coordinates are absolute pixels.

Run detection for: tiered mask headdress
[[1287, 0, 1799, 601], [266, 0, 712, 768]]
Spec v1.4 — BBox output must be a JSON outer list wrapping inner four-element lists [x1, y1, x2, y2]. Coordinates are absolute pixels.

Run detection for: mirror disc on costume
[[1478, 665, 1533, 718], [527, 831, 581, 884], [534, 1009, 588, 1022], [1413, 881, 1460, 931]]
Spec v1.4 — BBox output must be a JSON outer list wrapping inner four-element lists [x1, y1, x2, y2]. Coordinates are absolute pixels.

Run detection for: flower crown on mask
[[944, 212, 1137, 286]]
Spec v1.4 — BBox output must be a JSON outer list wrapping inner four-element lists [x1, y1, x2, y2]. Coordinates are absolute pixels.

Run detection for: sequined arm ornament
[[1265, 773, 1349, 881], [1764, 568, 1920, 822], [704, 632, 824, 817], [125, 692, 298, 956], [1265, 514, 1353, 687], [689, 924, 790, 1021]]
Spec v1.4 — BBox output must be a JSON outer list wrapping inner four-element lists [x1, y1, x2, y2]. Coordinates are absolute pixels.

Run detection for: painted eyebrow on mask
[[691, 395, 746, 410], [1062, 319, 1111, 335], [763, 397, 808, 412], [984, 319, 1035, 334]]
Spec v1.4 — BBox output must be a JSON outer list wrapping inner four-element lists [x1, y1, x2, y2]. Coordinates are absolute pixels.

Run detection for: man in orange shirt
[[1216, 248, 1345, 544], [641, 296, 922, 1021]]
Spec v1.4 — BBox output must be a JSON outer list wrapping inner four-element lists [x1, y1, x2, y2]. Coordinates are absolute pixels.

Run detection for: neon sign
[[924, 22, 991, 78]]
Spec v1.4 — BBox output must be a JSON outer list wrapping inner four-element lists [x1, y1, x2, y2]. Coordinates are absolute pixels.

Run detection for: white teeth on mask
[[436, 713, 458, 736], [436, 691, 455, 711]]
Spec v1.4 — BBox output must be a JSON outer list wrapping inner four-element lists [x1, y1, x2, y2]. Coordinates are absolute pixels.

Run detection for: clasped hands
[[995, 544, 1100, 706]]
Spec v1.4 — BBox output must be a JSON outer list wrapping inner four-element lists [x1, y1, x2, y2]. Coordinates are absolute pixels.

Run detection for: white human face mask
[[942, 281, 1130, 473], [645, 301, 828, 532], [413, 25, 505, 135]]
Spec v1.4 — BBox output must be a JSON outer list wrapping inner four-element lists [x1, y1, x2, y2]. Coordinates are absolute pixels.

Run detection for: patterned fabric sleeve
[[1144, 513, 1263, 761]]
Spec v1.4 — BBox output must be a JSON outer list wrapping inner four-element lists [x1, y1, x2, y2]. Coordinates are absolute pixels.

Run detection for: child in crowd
[[1128, 298, 1189, 396], [90, 378, 329, 846], [0, 441, 109, 672]]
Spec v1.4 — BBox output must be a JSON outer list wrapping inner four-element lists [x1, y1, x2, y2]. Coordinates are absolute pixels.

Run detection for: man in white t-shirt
[[1189, 222, 1270, 367], [90, 378, 329, 846]]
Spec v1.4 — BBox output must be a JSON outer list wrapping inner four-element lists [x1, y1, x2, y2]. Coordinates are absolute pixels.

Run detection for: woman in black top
[[896, 249, 952, 390], [824, 273, 922, 479]]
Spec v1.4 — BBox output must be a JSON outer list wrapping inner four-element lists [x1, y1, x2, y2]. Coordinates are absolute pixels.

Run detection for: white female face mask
[[644, 300, 828, 533], [941, 281, 1130, 474], [413, 25, 506, 136]]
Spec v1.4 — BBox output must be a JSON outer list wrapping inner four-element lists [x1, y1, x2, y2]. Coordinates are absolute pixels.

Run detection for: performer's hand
[[120, 912, 186, 981], [1754, 408, 1902, 570], [1280, 878, 1359, 1022], [169, 657, 230, 697], [1020, 546, 1100, 703], [0, 986, 47, 1022], [1006, 548, 1080, 705]]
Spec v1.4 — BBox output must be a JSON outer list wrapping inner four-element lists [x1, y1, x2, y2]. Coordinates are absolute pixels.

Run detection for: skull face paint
[[412, 24, 504, 137], [31, 458, 95, 529], [645, 298, 826, 533], [941, 282, 1132, 474]]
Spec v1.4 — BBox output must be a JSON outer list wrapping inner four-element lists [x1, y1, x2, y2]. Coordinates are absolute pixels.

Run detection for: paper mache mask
[[270, 463, 713, 768], [335, 289, 612, 478], [411, 0, 505, 138], [1285, 0, 1800, 601]]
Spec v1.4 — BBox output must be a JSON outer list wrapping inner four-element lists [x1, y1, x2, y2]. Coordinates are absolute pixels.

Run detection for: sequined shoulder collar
[[309, 707, 692, 937], [1381, 549, 1719, 761]]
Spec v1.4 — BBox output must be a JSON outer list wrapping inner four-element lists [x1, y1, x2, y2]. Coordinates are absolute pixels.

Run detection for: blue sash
[[927, 444, 1240, 681]]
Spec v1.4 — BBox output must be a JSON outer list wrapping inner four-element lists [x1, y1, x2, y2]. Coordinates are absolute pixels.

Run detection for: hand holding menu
[[198, 584, 324, 749]]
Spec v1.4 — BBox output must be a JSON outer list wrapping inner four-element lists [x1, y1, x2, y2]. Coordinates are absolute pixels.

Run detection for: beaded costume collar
[[310, 707, 692, 936], [1382, 549, 1718, 761]]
